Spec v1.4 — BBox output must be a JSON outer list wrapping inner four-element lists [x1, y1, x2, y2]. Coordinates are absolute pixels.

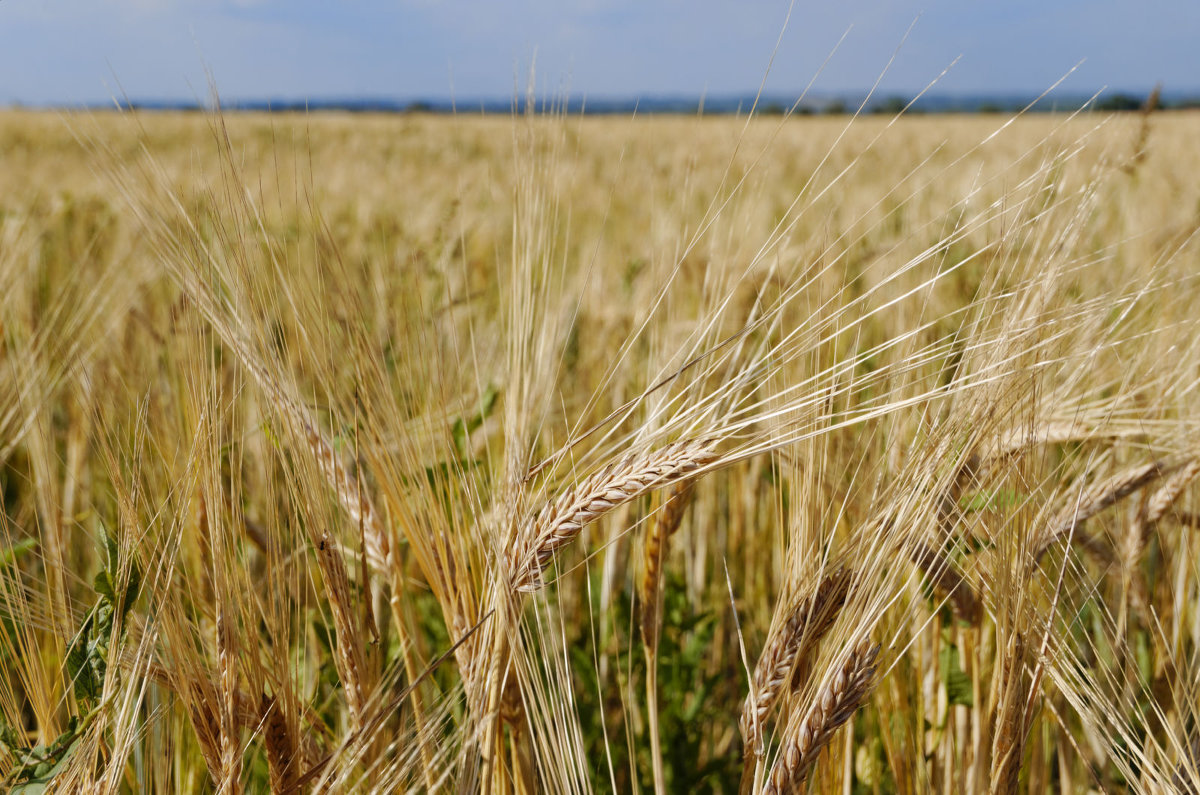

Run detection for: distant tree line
[[93, 88, 1200, 117]]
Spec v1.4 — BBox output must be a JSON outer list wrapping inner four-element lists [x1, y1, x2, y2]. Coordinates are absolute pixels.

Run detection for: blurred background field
[[2, 108, 1200, 792]]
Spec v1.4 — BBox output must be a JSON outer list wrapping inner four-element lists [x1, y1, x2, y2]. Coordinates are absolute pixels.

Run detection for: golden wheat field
[[1, 106, 1200, 793]]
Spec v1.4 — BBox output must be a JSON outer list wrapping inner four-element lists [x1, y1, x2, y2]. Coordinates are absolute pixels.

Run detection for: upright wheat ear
[[260, 694, 300, 794], [763, 641, 880, 795], [990, 632, 1031, 795], [315, 533, 369, 730], [740, 568, 852, 754], [640, 480, 696, 647], [511, 437, 718, 592]]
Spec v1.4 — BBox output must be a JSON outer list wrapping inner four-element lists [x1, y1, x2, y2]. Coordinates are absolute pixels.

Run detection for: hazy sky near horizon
[[1, 1, 1196, 105]]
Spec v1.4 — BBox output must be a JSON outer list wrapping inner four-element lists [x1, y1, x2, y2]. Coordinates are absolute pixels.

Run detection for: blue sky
[[1, 1, 1196, 105]]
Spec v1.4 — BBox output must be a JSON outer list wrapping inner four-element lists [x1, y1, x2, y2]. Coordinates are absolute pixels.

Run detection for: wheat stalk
[[763, 641, 880, 795], [511, 437, 718, 592], [640, 480, 698, 795]]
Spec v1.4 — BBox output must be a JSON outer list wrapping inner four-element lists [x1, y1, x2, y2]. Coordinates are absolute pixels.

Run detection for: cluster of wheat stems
[[0, 95, 1198, 793]]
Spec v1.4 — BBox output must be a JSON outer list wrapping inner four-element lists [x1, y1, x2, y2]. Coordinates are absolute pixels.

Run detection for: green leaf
[[11, 735, 82, 792], [450, 417, 470, 460], [9, 717, 85, 791], [92, 570, 116, 603], [958, 488, 1026, 513], [450, 384, 499, 460], [939, 642, 974, 707], [120, 560, 141, 624], [65, 608, 102, 705], [0, 538, 36, 567], [101, 528, 119, 574]]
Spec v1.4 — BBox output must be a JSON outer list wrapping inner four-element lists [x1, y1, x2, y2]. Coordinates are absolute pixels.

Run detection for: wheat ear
[[639, 480, 696, 647], [763, 641, 880, 795], [909, 540, 982, 624], [1171, 732, 1200, 794], [1143, 456, 1200, 525], [1034, 459, 1179, 561], [982, 421, 1125, 465], [315, 533, 369, 730], [275, 389, 392, 576], [215, 610, 243, 795], [223, 332, 393, 577], [260, 693, 300, 795], [740, 568, 852, 754], [990, 632, 1031, 795], [511, 437, 718, 592]]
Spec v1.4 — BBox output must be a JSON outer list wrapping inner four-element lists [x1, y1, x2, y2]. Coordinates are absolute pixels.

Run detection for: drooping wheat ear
[[1034, 458, 1180, 562], [260, 693, 300, 795], [1143, 456, 1200, 524], [285, 399, 392, 575], [151, 659, 260, 786], [639, 480, 696, 647], [1121, 82, 1161, 175], [763, 641, 881, 795], [230, 334, 393, 577], [740, 568, 853, 754], [982, 421, 1119, 465], [315, 533, 368, 729], [511, 437, 719, 592], [183, 673, 225, 781], [991, 632, 1030, 795], [909, 540, 983, 624]]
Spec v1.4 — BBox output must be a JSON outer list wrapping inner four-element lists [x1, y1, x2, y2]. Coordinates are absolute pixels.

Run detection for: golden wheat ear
[[763, 641, 880, 795], [1034, 458, 1182, 562], [740, 567, 852, 754], [510, 437, 718, 592]]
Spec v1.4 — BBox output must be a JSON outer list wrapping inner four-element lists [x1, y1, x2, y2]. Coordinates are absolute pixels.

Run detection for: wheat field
[[1, 106, 1199, 792]]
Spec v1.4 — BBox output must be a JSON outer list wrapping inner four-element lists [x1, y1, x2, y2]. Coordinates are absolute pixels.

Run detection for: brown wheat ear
[[260, 693, 301, 795], [740, 567, 852, 754], [639, 480, 696, 647], [511, 437, 718, 592], [990, 632, 1031, 795], [909, 540, 982, 624], [763, 641, 880, 795], [1143, 456, 1200, 525]]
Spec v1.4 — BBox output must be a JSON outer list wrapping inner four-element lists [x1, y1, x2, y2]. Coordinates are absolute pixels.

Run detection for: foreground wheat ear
[[740, 567, 853, 756], [509, 437, 720, 592], [763, 642, 881, 794]]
